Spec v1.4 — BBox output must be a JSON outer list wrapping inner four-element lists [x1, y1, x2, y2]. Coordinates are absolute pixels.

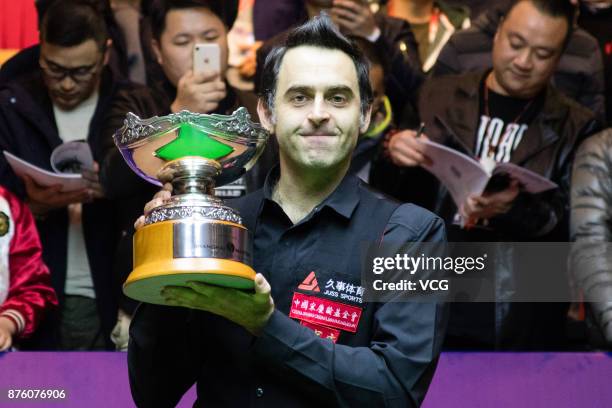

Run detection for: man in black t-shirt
[[386, 0, 598, 238], [381, 0, 600, 349], [474, 81, 544, 164]]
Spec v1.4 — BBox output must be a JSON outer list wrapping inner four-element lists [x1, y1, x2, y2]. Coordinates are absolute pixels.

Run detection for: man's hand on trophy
[[22, 175, 90, 216], [134, 183, 172, 230], [161, 273, 275, 336], [171, 69, 227, 114]]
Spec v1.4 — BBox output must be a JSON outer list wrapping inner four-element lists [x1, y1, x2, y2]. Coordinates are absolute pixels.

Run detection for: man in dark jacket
[[432, 0, 606, 123], [0, 1, 126, 349], [382, 0, 600, 349], [128, 16, 448, 407]]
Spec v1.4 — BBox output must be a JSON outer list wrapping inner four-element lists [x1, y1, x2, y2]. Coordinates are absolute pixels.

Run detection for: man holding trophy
[[124, 15, 448, 407]]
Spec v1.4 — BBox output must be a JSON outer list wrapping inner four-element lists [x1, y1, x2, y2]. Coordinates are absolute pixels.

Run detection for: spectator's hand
[[238, 41, 263, 78], [331, 0, 379, 40], [81, 161, 105, 200], [387, 129, 433, 167], [171, 69, 227, 114], [162, 273, 274, 336], [110, 309, 131, 352], [0, 316, 17, 351], [460, 180, 520, 226], [22, 175, 90, 216], [134, 183, 172, 230]]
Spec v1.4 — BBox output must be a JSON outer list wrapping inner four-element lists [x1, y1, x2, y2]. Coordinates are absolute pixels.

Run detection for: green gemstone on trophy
[[155, 123, 234, 161]]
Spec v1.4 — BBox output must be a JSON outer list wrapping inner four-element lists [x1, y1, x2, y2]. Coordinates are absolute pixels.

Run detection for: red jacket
[[0, 185, 57, 339]]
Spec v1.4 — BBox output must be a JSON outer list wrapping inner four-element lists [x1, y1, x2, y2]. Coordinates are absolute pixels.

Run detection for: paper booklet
[[418, 140, 558, 207], [3, 141, 94, 192]]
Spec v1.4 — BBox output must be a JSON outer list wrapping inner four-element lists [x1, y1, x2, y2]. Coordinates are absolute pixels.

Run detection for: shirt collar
[[262, 165, 361, 220]]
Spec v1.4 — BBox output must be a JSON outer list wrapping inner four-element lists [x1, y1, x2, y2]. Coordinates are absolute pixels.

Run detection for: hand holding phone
[[171, 43, 226, 114]]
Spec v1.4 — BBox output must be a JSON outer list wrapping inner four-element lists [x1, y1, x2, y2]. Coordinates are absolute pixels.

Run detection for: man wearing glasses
[[0, 0, 125, 350]]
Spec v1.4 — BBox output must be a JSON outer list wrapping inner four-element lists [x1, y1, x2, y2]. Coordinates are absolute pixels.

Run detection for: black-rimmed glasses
[[40, 57, 103, 84]]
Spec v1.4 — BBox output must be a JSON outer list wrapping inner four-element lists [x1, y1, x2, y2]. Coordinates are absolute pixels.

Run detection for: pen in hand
[[415, 122, 425, 139]]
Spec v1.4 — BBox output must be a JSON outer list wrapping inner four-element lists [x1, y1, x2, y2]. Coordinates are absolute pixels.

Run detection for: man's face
[[491, 0, 568, 98], [259, 46, 370, 171], [40, 39, 105, 110], [153, 7, 228, 86]]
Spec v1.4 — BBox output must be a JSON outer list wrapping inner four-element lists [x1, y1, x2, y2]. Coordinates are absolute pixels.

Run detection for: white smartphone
[[193, 43, 221, 74]]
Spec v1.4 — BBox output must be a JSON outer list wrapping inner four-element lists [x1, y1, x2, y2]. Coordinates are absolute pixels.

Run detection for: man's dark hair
[[149, 0, 237, 41], [36, 0, 114, 25], [506, 0, 576, 47], [259, 14, 373, 118], [40, 0, 109, 51]]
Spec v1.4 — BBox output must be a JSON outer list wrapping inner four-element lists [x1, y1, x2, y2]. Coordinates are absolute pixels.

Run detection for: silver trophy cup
[[113, 108, 269, 305]]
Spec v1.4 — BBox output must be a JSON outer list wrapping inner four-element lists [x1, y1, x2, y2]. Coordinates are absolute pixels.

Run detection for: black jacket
[[373, 70, 600, 349], [0, 68, 128, 349], [432, 6, 607, 124], [377, 70, 600, 241]]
